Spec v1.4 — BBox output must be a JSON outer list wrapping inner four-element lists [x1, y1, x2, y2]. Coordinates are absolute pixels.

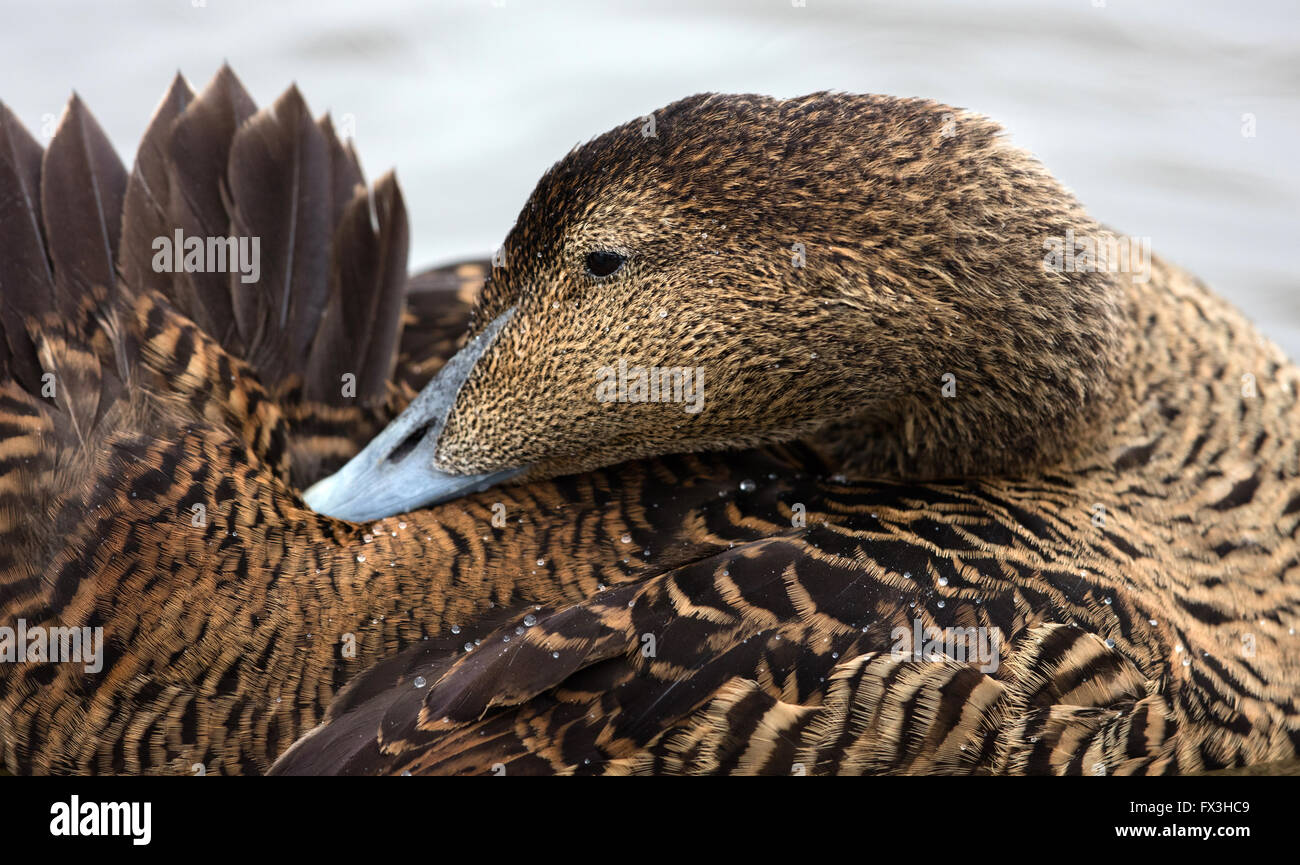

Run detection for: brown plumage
[[284, 93, 1300, 774], [0, 74, 1296, 776]]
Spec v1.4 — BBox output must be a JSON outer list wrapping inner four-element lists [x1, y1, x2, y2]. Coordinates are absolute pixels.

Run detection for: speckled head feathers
[[312, 92, 1137, 519]]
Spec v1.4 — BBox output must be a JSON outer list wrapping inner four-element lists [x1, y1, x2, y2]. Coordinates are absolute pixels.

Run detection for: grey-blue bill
[[303, 307, 522, 522]]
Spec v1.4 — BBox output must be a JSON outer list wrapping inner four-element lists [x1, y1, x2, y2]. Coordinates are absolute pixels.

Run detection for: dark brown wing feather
[[304, 171, 408, 408], [41, 95, 126, 319], [226, 85, 332, 384], [354, 174, 409, 403], [165, 64, 255, 349], [38, 95, 128, 435], [119, 73, 194, 302], [317, 114, 364, 231], [0, 100, 52, 395]]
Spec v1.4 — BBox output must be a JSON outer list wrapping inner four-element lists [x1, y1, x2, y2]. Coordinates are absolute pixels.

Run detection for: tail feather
[[303, 125, 409, 409], [302, 116, 364, 406], [119, 73, 194, 303], [0, 101, 51, 395], [37, 95, 129, 439], [226, 84, 332, 384], [165, 63, 256, 350], [317, 114, 364, 231], [305, 171, 408, 408], [144, 70, 411, 413], [41, 95, 126, 319], [357, 175, 409, 401]]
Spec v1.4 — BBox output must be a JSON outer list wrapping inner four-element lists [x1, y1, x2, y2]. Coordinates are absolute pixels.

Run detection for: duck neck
[[812, 252, 1298, 485], [812, 281, 1139, 480]]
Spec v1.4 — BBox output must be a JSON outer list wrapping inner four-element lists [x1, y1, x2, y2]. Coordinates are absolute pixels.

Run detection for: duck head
[[305, 92, 1131, 522]]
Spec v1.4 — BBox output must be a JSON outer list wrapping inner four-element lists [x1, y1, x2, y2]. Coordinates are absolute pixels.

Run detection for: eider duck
[[0, 71, 1296, 776], [285, 91, 1300, 775]]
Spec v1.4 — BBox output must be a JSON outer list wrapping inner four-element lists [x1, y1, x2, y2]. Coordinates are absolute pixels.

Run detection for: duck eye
[[585, 250, 625, 278]]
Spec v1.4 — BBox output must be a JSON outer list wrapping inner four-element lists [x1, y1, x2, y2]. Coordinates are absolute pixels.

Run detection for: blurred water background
[[2, 0, 1297, 358]]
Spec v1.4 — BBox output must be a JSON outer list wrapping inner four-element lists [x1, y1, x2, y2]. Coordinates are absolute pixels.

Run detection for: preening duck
[[1, 71, 1296, 775], [284, 91, 1300, 775]]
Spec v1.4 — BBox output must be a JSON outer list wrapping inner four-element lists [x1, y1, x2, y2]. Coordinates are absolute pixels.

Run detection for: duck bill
[[303, 307, 522, 522]]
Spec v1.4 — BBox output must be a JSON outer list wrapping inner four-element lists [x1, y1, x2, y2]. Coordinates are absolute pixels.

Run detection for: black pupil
[[586, 250, 624, 277]]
